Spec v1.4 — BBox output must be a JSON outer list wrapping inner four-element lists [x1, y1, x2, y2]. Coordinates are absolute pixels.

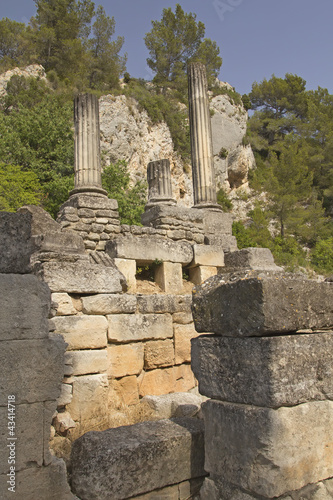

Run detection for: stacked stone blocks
[[192, 272, 333, 499]]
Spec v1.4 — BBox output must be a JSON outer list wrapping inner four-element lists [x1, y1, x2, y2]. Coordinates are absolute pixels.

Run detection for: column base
[[69, 186, 108, 197]]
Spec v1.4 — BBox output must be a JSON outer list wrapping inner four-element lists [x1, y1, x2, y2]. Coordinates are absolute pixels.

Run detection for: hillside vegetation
[[0, 2, 332, 274]]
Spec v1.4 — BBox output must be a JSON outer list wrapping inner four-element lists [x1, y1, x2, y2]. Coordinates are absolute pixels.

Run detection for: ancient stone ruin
[[1, 63, 333, 500]]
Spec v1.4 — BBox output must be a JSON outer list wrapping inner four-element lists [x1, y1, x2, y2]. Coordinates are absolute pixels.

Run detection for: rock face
[[99, 86, 255, 206]]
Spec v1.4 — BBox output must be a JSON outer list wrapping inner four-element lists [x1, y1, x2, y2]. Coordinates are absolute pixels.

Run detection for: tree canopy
[[144, 4, 222, 94]]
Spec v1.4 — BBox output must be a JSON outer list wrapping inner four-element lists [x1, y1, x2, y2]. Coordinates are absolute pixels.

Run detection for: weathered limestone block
[[202, 210, 233, 235], [106, 235, 193, 265], [144, 339, 175, 369], [0, 275, 50, 340], [107, 313, 173, 342], [155, 262, 183, 293], [108, 375, 139, 407], [53, 411, 76, 433], [0, 403, 44, 473], [36, 260, 126, 293], [142, 393, 204, 420], [32, 231, 85, 254], [192, 333, 333, 407], [114, 258, 137, 292], [51, 315, 108, 350], [138, 365, 196, 397], [60, 192, 118, 211], [191, 244, 224, 267], [0, 337, 65, 405], [189, 265, 217, 285], [107, 344, 144, 377], [203, 399, 333, 498], [137, 294, 192, 314], [4, 458, 76, 500], [70, 418, 205, 500], [0, 212, 33, 273], [174, 324, 200, 364], [67, 374, 108, 435], [18, 204, 60, 234], [82, 293, 137, 314], [52, 292, 77, 315], [173, 311, 193, 324], [204, 233, 238, 252], [57, 384, 73, 406], [65, 350, 108, 376], [141, 205, 204, 230], [192, 272, 333, 336], [224, 247, 282, 271]]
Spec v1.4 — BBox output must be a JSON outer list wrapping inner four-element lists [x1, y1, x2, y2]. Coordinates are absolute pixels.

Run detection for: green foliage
[[217, 187, 232, 212], [0, 163, 42, 211], [0, 18, 34, 71], [218, 147, 228, 159], [0, 76, 74, 217], [144, 4, 222, 93], [232, 221, 258, 249], [310, 238, 333, 274], [101, 160, 147, 225], [210, 84, 242, 107]]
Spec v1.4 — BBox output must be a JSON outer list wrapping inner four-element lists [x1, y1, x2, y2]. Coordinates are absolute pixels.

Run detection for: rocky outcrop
[[99, 89, 255, 206], [0, 64, 46, 96]]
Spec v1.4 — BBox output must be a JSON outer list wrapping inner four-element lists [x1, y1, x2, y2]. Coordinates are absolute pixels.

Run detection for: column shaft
[[72, 94, 106, 195], [146, 159, 176, 205], [188, 63, 219, 208]]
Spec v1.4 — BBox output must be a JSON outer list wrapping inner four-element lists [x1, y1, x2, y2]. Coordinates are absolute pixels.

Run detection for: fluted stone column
[[71, 93, 107, 195], [188, 63, 220, 209], [146, 159, 176, 206]]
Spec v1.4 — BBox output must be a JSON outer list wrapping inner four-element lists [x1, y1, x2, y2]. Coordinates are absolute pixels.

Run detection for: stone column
[[188, 63, 220, 209], [71, 93, 107, 196], [146, 159, 176, 206]]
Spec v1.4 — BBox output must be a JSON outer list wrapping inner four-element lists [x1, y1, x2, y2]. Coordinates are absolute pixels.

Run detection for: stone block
[[35, 260, 126, 293], [174, 324, 199, 364], [70, 418, 205, 500], [3, 458, 76, 500], [137, 294, 192, 314], [18, 205, 60, 234], [109, 375, 139, 406], [138, 365, 196, 397], [57, 384, 73, 407], [32, 231, 85, 254], [0, 212, 33, 273], [0, 275, 50, 340], [107, 313, 173, 342], [192, 272, 333, 336], [52, 293, 77, 315], [141, 205, 204, 227], [65, 350, 108, 376], [173, 312, 193, 324], [224, 247, 282, 271], [0, 337, 65, 405], [203, 399, 333, 498], [202, 210, 233, 235], [106, 235, 193, 265], [205, 234, 238, 252], [81, 293, 137, 314], [189, 265, 217, 285], [192, 333, 333, 407], [190, 244, 224, 267], [67, 374, 109, 433], [142, 393, 203, 419], [0, 403, 44, 474], [53, 411, 76, 434], [60, 193, 118, 211], [144, 339, 175, 369], [132, 484, 179, 500], [155, 262, 183, 293], [51, 315, 108, 350], [107, 344, 144, 377], [114, 258, 137, 292]]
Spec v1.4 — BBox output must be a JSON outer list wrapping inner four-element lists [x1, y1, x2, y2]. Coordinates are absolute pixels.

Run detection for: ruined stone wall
[[0, 213, 75, 500], [50, 291, 200, 449]]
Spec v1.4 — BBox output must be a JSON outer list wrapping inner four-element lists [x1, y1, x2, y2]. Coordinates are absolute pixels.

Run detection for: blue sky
[[2, 0, 333, 95]]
